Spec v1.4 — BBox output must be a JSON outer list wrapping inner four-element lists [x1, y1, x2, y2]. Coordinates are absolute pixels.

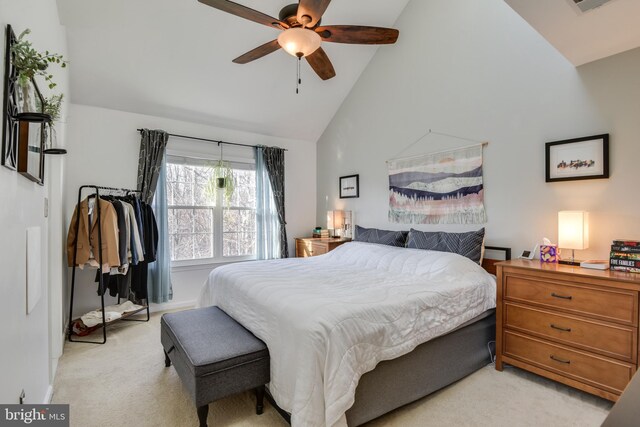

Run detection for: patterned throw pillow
[[354, 225, 408, 248], [406, 228, 486, 263]]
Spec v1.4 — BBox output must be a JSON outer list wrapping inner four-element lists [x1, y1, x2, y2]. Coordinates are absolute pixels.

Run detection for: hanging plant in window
[[205, 145, 235, 206]]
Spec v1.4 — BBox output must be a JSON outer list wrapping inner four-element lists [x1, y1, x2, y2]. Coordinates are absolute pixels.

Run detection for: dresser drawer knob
[[550, 324, 572, 332], [551, 292, 572, 300], [550, 355, 571, 364]]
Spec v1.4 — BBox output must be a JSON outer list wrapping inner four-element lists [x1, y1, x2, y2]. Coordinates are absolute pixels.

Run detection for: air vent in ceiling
[[571, 0, 615, 13]]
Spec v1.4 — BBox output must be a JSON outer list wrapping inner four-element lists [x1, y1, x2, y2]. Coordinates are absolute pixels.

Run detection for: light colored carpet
[[52, 310, 612, 427]]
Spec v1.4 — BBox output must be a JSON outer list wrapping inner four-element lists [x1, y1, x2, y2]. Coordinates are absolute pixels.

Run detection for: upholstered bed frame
[[347, 309, 495, 425], [266, 247, 508, 426]]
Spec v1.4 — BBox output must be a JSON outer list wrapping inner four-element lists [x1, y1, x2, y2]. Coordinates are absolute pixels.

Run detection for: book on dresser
[[495, 260, 640, 402], [610, 239, 640, 273], [611, 245, 640, 253], [613, 240, 640, 247]]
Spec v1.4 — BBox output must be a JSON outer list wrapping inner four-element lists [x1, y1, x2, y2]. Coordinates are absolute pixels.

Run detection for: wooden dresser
[[295, 237, 351, 258], [496, 260, 640, 401]]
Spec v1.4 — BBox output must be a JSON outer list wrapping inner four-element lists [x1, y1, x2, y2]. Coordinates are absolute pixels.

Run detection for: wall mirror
[[17, 119, 44, 184]]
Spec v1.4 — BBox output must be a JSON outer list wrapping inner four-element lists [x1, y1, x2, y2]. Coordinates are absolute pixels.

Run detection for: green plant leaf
[[11, 28, 67, 92]]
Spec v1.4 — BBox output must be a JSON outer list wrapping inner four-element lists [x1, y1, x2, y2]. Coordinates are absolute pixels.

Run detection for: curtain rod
[[136, 129, 288, 151]]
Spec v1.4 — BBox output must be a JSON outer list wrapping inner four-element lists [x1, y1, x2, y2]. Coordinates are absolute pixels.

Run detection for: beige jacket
[[67, 198, 120, 269]]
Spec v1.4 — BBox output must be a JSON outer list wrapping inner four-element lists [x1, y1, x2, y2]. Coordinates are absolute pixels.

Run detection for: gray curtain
[[263, 146, 288, 258], [137, 129, 172, 303], [137, 129, 169, 204]]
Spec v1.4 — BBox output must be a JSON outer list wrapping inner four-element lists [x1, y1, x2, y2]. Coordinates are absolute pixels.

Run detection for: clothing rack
[[136, 128, 288, 152], [67, 185, 150, 345]]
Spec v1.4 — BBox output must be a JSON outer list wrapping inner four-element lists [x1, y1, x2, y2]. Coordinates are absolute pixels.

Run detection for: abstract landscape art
[[388, 145, 487, 224]]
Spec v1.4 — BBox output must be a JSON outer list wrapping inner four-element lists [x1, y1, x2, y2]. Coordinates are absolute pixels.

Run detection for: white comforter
[[197, 242, 496, 427]]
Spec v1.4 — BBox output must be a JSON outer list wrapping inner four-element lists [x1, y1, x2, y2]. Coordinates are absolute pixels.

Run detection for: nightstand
[[295, 237, 351, 258], [496, 260, 640, 401]]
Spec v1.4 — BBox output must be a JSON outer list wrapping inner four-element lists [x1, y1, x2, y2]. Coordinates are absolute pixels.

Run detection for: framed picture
[[339, 174, 359, 199], [545, 134, 609, 182]]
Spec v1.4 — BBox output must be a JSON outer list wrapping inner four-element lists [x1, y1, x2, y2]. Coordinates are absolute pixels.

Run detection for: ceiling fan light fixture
[[277, 28, 321, 58]]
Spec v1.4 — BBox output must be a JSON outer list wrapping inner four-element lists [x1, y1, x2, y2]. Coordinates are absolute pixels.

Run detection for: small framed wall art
[[339, 174, 359, 199], [545, 134, 609, 183]]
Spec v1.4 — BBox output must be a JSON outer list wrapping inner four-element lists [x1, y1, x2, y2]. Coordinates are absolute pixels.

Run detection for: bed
[[197, 241, 499, 426]]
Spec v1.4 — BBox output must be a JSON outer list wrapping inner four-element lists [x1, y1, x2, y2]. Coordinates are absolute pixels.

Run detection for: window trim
[[166, 154, 257, 268]]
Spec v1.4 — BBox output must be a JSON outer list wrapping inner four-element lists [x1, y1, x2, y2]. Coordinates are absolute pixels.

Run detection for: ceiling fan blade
[[198, 0, 288, 29], [233, 40, 281, 64], [315, 25, 399, 45], [305, 47, 336, 80], [297, 0, 332, 28]]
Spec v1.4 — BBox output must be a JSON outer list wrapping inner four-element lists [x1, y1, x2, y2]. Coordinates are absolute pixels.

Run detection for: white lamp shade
[[277, 28, 321, 57], [327, 210, 345, 230], [327, 210, 334, 230], [558, 211, 589, 250], [334, 211, 345, 229]]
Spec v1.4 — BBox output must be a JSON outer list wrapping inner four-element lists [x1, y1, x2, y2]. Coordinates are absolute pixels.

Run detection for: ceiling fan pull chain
[[296, 56, 301, 94]]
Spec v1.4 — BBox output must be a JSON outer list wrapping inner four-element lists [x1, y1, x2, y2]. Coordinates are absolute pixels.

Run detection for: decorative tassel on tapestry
[[388, 144, 487, 225]]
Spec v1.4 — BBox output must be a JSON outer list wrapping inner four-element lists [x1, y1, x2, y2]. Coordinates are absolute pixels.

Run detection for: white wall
[[64, 104, 316, 316], [0, 0, 69, 404], [316, 0, 640, 260]]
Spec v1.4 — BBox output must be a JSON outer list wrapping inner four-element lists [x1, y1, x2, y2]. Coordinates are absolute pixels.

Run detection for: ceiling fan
[[198, 0, 400, 81]]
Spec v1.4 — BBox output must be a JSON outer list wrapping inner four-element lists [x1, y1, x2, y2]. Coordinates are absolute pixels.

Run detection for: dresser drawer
[[504, 275, 638, 325], [505, 303, 637, 363], [504, 331, 635, 395], [296, 240, 313, 257], [311, 243, 328, 256], [296, 238, 349, 257]]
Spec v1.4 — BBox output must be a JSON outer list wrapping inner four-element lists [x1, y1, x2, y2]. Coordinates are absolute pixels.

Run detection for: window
[[166, 157, 256, 265]]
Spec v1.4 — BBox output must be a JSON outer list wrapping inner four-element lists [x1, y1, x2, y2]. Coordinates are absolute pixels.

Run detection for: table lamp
[[558, 211, 589, 266], [327, 210, 344, 238], [327, 210, 351, 237]]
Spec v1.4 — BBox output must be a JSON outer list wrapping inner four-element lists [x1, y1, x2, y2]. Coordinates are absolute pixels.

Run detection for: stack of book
[[610, 240, 640, 273], [312, 229, 330, 238]]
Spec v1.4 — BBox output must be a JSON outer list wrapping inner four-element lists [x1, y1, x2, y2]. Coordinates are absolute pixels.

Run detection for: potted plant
[[205, 160, 235, 206], [42, 94, 66, 154], [10, 29, 66, 115]]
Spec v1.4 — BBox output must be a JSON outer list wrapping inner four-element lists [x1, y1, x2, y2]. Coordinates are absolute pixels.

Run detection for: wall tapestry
[[388, 144, 487, 224]]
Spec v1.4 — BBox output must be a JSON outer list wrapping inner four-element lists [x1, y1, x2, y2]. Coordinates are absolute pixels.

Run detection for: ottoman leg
[[255, 386, 265, 415], [164, 350, 171, 367], [197, 404, 209, 427]]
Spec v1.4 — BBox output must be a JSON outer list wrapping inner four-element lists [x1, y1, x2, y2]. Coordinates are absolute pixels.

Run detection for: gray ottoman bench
[[161, 306, 270, 427]]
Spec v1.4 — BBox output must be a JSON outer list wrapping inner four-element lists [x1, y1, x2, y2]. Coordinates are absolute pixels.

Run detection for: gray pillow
[[355, 225, 408, 248], [406, 228, 485, 263]]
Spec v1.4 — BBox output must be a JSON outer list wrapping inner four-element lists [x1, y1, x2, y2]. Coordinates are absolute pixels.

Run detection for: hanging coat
[[67, 197, 120, 269]]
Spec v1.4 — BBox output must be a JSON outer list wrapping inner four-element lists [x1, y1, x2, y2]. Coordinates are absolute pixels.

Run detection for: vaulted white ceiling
[[505, 0, 640, 66], [56, 0, 410, 142]]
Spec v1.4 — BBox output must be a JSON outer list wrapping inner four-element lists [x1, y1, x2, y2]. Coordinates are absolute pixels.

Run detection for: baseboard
[[43, 385, 53, 404], [150, 300, 195, 313]]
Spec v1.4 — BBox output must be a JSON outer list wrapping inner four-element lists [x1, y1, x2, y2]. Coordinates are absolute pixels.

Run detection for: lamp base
[[559, 259, 582, 266]]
